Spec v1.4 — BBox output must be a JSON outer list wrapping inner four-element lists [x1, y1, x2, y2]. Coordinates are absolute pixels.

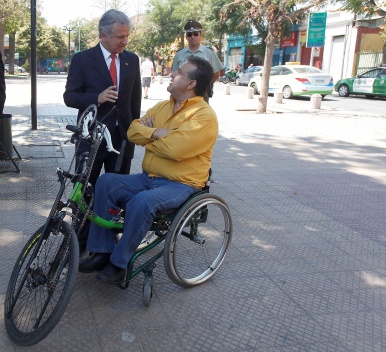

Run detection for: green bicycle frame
[[68, 181, 123, 231]]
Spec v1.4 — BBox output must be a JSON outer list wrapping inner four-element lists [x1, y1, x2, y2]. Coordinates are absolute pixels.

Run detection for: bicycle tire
[[4, 221, 79, 346], [163, 193, 232, 288]]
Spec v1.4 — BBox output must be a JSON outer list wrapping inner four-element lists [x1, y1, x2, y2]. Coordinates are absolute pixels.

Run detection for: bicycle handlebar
[[65, 119, 120, 155]]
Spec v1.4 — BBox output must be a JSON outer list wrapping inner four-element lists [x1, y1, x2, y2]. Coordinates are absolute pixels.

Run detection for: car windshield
[[293, 67, 323, 74]]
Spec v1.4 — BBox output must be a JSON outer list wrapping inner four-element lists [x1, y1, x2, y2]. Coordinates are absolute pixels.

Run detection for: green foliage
[[201, 0, 250, 46], [0, 0, 30, 33], [331, 0, 386, 17], [129, 16, 157, 58], [17, 22, 67, 60], [129, 0, 250, 63], [147, 0, 193, 49], [225, 0, 317, 39], [66, 18, 100, 51]]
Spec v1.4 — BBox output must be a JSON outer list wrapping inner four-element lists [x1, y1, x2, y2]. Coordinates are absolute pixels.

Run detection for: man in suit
[[64, 9, 141, 249]]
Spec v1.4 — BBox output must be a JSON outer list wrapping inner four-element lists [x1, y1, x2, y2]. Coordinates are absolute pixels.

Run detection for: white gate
[[329, 35, 345, 83]]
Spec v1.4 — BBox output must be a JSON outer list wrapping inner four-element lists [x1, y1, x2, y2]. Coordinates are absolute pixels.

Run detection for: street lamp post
[[77, 20, 84, 52], [78, 23, 81, 52], [63, 25, 76, 72]]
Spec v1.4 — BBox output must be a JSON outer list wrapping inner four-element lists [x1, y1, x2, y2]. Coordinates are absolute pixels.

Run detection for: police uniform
[[171, 20, 224, 102], [171, 44, 224, 76]]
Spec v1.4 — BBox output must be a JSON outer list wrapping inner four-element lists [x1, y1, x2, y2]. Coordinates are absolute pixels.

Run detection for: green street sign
[[306, 12, 327, 47]]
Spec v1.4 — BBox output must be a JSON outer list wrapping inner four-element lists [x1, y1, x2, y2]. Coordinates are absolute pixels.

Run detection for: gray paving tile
[[2, 78, 386, 351]]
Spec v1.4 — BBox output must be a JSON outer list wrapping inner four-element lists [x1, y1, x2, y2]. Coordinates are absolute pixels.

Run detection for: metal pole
[[63, 25, 76, 71], [68, 31, 70, 66], [309, 47, 314, 66], [31, 0, 37, 130]]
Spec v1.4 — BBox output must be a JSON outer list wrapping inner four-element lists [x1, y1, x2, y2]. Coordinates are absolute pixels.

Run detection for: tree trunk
[[256, 30, 276, 114], [218, 33, 223, 63], [0, 19, 5, 59], [382, 41, 386, 65], [8, 32, 16, 75]]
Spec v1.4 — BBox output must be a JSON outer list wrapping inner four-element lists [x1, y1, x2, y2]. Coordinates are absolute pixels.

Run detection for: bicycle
[[4, 104, 233, 346]]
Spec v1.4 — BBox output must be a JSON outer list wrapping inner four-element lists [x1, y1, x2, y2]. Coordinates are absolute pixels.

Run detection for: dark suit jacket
[[63, 44, 141, 162], [0, 52, 5, 113]]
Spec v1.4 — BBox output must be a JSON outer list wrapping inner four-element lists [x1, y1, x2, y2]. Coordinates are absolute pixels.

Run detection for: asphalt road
[[6, 74, 385, 118], [214, 82, 386, 117]]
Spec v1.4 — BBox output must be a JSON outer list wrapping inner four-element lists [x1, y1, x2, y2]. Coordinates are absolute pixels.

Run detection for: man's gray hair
[[98, 9, 130, 37]]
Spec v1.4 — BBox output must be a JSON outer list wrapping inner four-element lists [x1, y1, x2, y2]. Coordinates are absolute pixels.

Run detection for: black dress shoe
[[78, 253, 110, 273], [96, 263, 126, 284], [79, 244, 88, 257]]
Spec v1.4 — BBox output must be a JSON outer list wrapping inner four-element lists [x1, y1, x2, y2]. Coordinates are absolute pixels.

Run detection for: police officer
[[171, 20, 224, 103]]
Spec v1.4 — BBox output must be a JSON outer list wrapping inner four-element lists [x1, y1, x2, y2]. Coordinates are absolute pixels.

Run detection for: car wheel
[[250, 82, 258, 94], [337, 84, 350, 97], [282, 86, 293, 99], [321, 95, 326, 100], [235, 77, 241, 86]]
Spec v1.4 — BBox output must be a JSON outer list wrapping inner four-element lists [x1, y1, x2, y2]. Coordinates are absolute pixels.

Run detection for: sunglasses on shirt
[[187, 32, 200, 37]]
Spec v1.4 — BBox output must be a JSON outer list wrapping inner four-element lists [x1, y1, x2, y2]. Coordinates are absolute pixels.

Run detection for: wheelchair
[[124, 184, 232, 306], [4, 104, 232, 346]]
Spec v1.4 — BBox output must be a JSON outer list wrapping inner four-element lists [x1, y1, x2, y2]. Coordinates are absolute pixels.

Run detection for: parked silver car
[[235, 65, 263, 86]]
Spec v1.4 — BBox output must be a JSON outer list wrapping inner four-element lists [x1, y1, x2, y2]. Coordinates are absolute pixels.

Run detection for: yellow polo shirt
[[128, 96, 218, 188]]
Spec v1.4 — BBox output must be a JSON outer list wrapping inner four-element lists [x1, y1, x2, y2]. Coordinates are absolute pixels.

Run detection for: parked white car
[[5, 64, 26, 73], [248, 64, 334, 98]]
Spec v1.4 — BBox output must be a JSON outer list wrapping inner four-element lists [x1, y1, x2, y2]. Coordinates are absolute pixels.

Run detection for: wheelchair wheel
[[164, 193, 232, 288], [4, 221, 79, 346], [142, 279, 153, 307]]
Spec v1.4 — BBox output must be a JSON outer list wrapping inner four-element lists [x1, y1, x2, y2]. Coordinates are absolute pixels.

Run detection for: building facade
[[224, 11, 384, 84]]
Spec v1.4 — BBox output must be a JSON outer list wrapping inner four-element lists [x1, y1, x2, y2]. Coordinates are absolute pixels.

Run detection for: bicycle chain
[[70, 125, 104, 233]]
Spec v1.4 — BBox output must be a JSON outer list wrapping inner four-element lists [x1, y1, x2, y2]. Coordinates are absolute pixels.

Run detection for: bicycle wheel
[[4, 221, 79, 346], [164, 193, 232, 288]]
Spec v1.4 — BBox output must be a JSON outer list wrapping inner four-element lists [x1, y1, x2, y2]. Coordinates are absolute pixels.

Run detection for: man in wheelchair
[[79, 56, 219, 284]]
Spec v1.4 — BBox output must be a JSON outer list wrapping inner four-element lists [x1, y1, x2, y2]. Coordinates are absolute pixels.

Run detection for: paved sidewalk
[[1, 75, 385, 351]]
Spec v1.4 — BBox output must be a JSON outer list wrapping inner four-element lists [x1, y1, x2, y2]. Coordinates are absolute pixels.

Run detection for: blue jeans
[[87, 172, 197, 268]]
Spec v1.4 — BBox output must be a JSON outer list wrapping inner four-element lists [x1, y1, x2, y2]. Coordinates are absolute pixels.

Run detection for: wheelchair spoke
[[164, 194, 232, 287]]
